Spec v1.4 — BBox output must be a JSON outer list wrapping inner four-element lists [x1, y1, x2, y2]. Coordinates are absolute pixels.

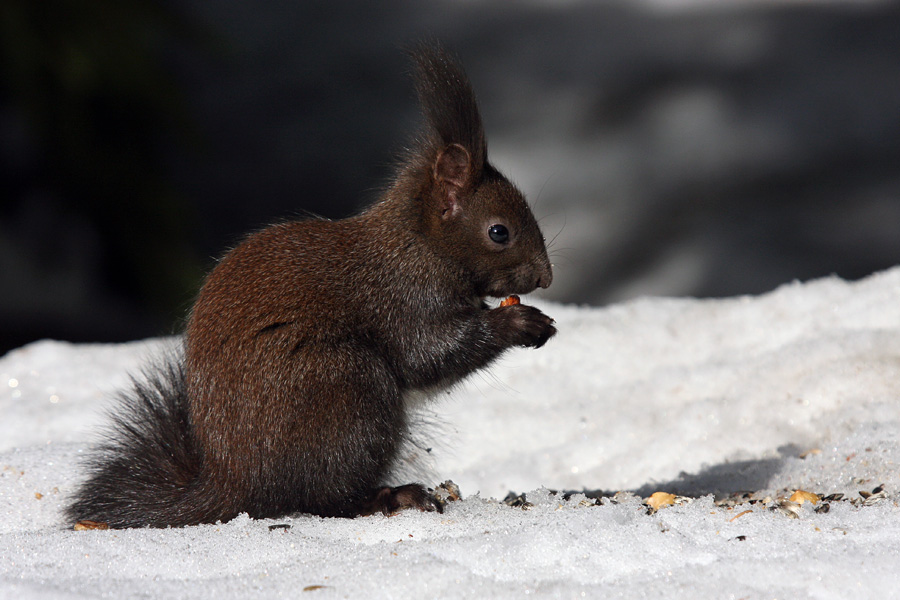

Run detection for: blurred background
[[2, 0, 899, 355]]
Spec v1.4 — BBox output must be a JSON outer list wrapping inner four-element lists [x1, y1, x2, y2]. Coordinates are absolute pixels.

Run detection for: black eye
[[488, 224, 509, 244]]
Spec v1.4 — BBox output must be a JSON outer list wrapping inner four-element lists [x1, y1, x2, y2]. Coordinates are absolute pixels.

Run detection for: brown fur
[[66, 44, 555, 528]]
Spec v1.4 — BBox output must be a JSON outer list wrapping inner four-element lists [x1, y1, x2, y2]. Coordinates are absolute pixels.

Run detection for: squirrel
[[65, 44, 556, 528]]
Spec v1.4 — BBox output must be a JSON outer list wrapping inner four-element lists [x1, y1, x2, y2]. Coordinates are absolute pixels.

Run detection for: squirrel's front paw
[[494, 304, 557, 349]]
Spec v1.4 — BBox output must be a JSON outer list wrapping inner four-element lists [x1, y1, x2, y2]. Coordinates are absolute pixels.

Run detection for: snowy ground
[[2, 268, 900, 598]]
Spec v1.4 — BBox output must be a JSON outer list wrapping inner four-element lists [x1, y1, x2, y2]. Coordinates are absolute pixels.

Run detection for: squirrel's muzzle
[[534, 254, 553, 290]]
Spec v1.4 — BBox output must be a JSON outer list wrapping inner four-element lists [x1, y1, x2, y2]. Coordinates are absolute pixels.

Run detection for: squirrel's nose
[[535, 259, 553, 289]]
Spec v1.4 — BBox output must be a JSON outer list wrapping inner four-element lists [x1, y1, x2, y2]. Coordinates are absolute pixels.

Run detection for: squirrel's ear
[[433, 143, 471, 220]]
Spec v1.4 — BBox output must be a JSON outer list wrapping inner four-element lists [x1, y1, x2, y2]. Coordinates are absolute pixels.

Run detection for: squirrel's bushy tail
[[65, 357, 229, 528]]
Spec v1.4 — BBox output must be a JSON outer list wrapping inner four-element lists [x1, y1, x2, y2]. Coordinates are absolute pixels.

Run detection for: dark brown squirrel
[[65, 44, 556, 528]]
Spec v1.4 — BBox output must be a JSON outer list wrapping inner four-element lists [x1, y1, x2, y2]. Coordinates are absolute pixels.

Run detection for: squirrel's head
[[409, 44, 552, 299], [423, 142, 552, 299]]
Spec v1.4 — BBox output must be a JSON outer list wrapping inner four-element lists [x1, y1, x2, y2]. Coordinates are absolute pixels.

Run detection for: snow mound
[[2, 268, 899, 598]]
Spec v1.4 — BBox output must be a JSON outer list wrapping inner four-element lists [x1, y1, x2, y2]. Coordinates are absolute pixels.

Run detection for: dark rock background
[[2, 0, 899, 354]]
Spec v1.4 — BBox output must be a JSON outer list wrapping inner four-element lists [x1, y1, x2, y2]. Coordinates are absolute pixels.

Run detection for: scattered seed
[[74, 520, 109, 531], [729, 509, 753, 522], [503, 492, 532, 509], [771, 499, 801, 519], [860, 484, 887, 506], [789, 490, 820, 505], [645, 492, 676, 512]]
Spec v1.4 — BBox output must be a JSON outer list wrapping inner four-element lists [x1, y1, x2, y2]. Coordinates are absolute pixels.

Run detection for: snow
[[2, 268, 900, 598]]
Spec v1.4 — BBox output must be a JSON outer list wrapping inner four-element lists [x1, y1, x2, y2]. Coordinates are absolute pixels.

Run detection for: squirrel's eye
[[488, 224, 509, 244]]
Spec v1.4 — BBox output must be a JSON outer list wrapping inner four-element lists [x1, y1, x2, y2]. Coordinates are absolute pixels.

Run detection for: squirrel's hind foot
[[364, 483, 444, 516]]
